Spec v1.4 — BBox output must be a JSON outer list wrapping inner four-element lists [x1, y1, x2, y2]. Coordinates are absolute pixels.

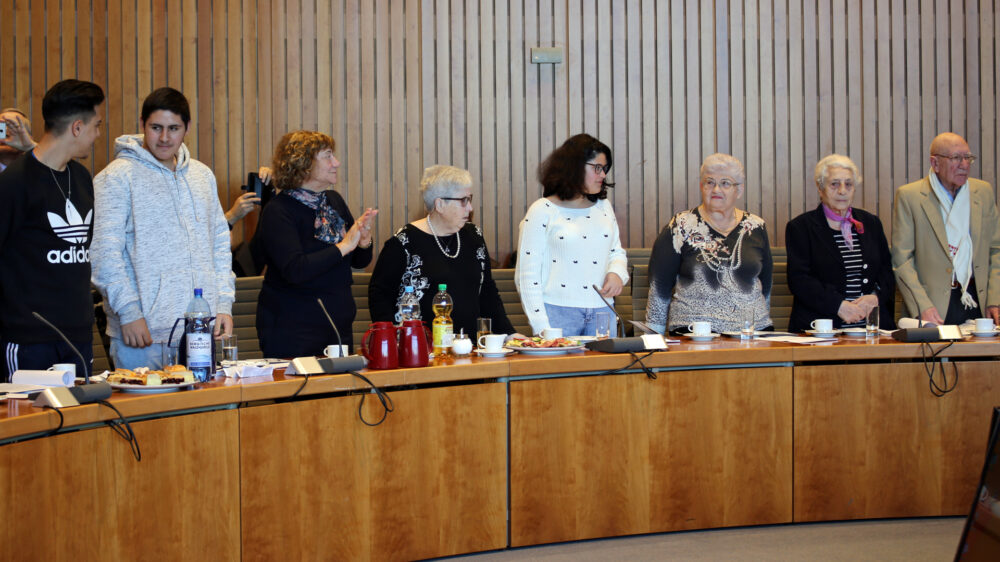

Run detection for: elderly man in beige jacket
[[891, 132, 1000, 325]]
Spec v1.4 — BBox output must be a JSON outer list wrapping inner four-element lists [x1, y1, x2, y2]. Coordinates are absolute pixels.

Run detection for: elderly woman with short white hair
[[785, 154, 893, 333], [645, 153, 773, 334], [368, 164, 516, 337]]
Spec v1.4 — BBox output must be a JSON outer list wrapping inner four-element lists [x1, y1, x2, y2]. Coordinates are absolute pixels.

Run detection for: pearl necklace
[[426, 215, 460, 258]]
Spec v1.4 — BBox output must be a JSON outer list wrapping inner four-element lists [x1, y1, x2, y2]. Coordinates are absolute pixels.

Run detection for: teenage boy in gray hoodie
[[91, 87, 235, 370]]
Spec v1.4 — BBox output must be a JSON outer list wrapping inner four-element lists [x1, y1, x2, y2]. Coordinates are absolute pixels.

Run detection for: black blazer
[[785, 205, 894, 332]]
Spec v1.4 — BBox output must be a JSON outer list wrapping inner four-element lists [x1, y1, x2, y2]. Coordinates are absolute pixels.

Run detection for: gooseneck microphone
[[30, 311, 112, 406], [307, 298, 367, 373], [584, 286, 662, 353], [591, 284, 628, 337]]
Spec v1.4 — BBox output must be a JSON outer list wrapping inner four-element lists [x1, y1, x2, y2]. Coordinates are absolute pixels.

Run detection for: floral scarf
[[286, 188, 346, 244]]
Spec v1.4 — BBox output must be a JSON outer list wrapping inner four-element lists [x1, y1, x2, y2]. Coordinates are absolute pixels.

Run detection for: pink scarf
[[822, 204, 863, 250]]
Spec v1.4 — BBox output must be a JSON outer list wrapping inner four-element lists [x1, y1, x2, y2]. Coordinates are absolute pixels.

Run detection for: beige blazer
[[891, 176, 1000, 317]]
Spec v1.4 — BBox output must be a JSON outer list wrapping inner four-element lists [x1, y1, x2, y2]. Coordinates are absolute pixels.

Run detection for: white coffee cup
[[541, 327, 563, 340], [48, 363, 76, 377], [324, 344, 349, 358], [687, 321, 711, 336], [975, 318, 996, 333], [478, 333, 507, 352], [810, 319, 834, 333]]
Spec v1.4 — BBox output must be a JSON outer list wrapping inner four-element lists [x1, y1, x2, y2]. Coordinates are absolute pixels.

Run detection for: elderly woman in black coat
[[785, 154, 894, 332]]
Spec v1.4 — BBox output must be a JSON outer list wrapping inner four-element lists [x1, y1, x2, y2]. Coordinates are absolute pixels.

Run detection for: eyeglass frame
[[439, 195, 474, 206], [701, 177, 743, 190], [585, 162, 611, 175], [933, 153, 977, 164]]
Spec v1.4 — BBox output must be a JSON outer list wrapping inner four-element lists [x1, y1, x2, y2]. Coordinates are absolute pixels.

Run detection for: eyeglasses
[[440, 195, 474, 206], [702, 178, 741, 190], [585, 162, 611, 174], [933, 153, 977, 164]]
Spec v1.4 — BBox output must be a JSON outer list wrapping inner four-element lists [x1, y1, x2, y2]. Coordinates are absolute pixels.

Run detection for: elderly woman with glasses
[[251, 131, 377, 358], [514, 134, 629, 337], [368, 165, 517, 338], [786, 154, 894, 332], [645, 153, 773, 335]]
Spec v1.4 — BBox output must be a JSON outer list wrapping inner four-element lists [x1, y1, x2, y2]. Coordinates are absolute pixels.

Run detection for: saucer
[[804, 329, 837, 338], [839, 328, 868, 337], [474, 347, 514, 357], [683, 332, 719, 342], [972, 331, 1000, 338]]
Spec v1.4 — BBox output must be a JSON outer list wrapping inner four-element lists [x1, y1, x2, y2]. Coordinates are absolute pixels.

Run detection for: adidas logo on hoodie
[[46, 199, 92, 264]]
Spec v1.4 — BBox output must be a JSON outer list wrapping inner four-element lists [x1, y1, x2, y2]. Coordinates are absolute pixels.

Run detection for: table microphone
[[309, 298, 368, 373], [30, 311, 112, 406], [584, 285, 661, 353]]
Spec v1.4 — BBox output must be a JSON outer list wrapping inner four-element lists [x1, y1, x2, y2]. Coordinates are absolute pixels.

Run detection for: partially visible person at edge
[[514, 134, 629, 337], [785, 154, 894, 333], [645, 153, 773, 335], [92, 87, 235, 370], [892, 132, 1000, 326], [0, 80, 105, 381], [368, 164, 519, 339], [0, 108, 37, 172], [250, 131, 377, 358]]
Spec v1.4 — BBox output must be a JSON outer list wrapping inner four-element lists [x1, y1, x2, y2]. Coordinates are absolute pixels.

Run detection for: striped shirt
[[834, 230, 864, 327]]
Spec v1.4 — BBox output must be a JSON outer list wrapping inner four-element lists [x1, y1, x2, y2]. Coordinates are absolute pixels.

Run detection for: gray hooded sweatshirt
[[91, 134, 235, 343]]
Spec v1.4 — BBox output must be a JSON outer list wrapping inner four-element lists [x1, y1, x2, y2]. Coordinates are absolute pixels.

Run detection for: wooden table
[[2, 336, 999, 560]]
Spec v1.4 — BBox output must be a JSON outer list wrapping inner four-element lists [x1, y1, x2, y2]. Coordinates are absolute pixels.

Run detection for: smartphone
[[241, 172, 270, 206], [0, 122, 6, 139]]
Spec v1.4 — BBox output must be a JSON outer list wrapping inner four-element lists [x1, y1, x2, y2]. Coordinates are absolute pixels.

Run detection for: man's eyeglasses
[[585, 162, 611, 174], [933, 153, 977, 164], [441, 195, 474, 206]]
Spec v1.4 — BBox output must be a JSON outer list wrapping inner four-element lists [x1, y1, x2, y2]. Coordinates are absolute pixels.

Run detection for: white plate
[[508, 345, 587, 355], [109, 381, 197, 393], [972, 331, 1000, 338], [474, 348, 515, 357], [839, 328, 868, 337], [804, 330, 837, 338], [721, 330, 769, 338], [683, 332, 719, 342]]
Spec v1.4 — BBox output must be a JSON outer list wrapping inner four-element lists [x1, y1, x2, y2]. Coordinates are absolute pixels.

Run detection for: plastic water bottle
[[431, 284, 454, 356], [397, 285, 421, 322], [185, 288, 214, 382]]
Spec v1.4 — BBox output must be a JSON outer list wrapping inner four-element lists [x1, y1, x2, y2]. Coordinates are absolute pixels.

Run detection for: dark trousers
[[944, 276, 983, 325], [1, 339, 93, 383]]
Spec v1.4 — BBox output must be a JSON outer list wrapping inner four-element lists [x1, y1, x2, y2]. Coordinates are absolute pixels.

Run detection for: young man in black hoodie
[[0, 79, 105, 381]]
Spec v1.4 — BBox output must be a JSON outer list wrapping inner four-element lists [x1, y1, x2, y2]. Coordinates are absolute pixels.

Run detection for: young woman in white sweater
[[515, 134, 629, 337]]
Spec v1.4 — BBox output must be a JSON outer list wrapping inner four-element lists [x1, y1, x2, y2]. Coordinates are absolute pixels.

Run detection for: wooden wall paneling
[[743, 0, 761, 216], [359, 0, 376, 211], [0, 2, 13, 109], [598, 0, 614, 147], [65, 0, 81, 80], [195, 0, 212, 161], [285, 0, 302, 131], [166, 0, 181, 88], [269, 0, 286, 155], [464, 0, 483, 239], [670, 0, 686, 217], [521, 0, 540, 236], [121, 0, 138, 132], [433, 0, 449, 163], [890, 0, 906, 234], [984, 0, 998, 194], [656, 0, 671, 229], [238, 0, 259, 243], [104, 0, 122, 153], [507, 0, 525, 234], [210, 0, 227, 186], [610, 0, 627, 245], [179, 0, 196, 158], [375, 1, 391, 227], [316, 0, 332, 135], [919, 0, 935, 152], [861, 0, 877, 214], [227, 0, 244, 227], [420, 0, 434, 168], [565, 0, 583, 135], [699, 1, 715, 160], [581, 1, 597, 134], [77, 0, 94, 160], [301, 0, 317, 132], [815, 0, 833, 162], [45, 0, 60, 92], [136, 0, 151, 97], [640, 0, 657, 246], [239, 385, 507, 561], [626, 0, 642, 246], [343, 0, 361, 209], [330, 0, 346, 190], [14, 0, 31, 114], [477, 0, 497, 253], [962, 1, 978, 159], [786, 0, 804, 223], [933, 0, 951, 135], [548, 0, 565, 152], [494, 0, 512, 256], [92, 0, 109, 167], [714, 2, 729, 156], [727, 0, 743, 212], [452, 0, 468, 170], [874, 1, 892, 220], [389, 0, 407, 235], [772, 0, 790, 244], [404, 0, 421, 224], [801, 0, 819, 211], [832, 0, 849, 153], [757, 0, 775, 234]]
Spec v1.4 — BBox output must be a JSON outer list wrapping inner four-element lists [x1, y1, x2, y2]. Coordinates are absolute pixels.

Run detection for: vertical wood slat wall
[[0, 1, 997, 259]]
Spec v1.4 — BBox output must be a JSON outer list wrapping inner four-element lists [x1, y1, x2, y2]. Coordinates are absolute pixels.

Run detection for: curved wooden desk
[[2, 337, 999, 560]]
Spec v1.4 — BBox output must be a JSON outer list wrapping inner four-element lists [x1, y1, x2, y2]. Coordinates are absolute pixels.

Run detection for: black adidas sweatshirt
[[0, 151, 95, 343]]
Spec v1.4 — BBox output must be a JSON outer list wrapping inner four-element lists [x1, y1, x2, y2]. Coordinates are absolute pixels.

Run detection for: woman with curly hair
[[515, 134, 629, 336], [250, 130, 377, 358], [645, 153, 773, 335]]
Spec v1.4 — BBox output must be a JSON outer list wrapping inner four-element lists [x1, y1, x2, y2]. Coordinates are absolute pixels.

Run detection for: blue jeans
[[544, 304, 618, 337], [110, 338, 173, 370]]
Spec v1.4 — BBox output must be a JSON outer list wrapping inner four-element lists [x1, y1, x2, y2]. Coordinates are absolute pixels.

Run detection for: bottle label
[[186, 333, 213, 368], [432, 323, 453, 348]]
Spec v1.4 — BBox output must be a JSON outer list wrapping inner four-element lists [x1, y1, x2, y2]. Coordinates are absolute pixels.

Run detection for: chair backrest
[[92, 309, 111, 373], [233, 276, 264, 359], [352, 273, 373, 347]]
